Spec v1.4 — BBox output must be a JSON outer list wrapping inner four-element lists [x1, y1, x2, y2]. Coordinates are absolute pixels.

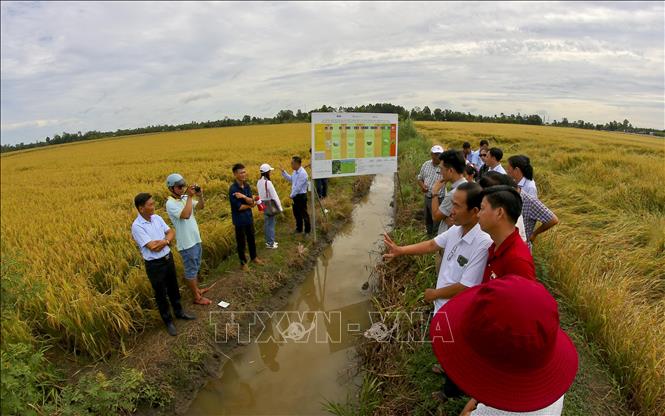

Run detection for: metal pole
[[311, 179, 317, 242]]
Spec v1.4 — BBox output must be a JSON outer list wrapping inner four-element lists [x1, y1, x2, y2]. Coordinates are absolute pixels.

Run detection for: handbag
[[264, 180, 280, 216]]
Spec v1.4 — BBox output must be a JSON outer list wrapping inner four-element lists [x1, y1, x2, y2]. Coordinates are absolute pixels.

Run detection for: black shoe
[[176, 311, 196, 320], [166, 322, 177, 336]]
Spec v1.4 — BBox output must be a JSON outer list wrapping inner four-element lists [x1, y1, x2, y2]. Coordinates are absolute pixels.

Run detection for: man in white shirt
[[281, 156, 311, 234], [384, 182, 491, 313], [485, 147, 507, 174], [131, 193, 195, 337], [432, 150, 468, 235], [468, 139, 489, 171], [165, 173, 211, 306]]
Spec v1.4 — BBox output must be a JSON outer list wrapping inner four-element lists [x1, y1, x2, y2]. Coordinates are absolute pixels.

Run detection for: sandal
[[193, 296, 212, 305], [431, 363, 445, 375]]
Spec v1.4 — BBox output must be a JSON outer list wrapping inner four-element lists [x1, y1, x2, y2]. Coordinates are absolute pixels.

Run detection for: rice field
[[1, 124, 310, 358], [415, 121, 665, 413]]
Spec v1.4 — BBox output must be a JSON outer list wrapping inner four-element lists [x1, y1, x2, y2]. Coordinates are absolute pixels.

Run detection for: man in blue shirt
[[131, 192, 195, 337], [281, 156, 311, 234], [230, 163, 264, 271]]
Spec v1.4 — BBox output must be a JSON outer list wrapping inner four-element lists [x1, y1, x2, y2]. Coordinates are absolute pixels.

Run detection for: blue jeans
[[264, 213, 276, 245]]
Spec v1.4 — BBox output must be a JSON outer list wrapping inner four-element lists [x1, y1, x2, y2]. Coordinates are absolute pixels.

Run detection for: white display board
[[310, 113, 398, 179]]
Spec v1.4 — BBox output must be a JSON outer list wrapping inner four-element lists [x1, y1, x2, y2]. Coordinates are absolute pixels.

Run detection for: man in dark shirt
[[229, 163, 264, 271], [477, 184, 536, 283]]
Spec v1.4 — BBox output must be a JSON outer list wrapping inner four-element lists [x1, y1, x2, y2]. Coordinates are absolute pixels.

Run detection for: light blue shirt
[[518, 177, 538, 198], [281, 167, 309, 198], [131, 214, 171, 261], [469, 149, 483, 169], [165, 195, 202, 251]]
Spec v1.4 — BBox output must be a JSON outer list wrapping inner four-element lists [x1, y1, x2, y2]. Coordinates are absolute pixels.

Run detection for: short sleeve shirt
[[417, 161, 445, 199], [520, 192, 555, 248], [229, 182, 254, 226], [471, 395, 564, 416], [165, 195, 202, 251], [131, 214, 171, 260], [433, 224, 493, 313], [437, 177, 467, 234], [482, 228, 536, 283]]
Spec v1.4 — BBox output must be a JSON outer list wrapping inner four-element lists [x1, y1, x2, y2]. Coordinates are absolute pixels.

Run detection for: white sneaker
[[266, 243, 278, 249]]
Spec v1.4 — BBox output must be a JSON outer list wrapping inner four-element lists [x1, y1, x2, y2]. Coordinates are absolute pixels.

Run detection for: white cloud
[[0, 1, 663, 145]]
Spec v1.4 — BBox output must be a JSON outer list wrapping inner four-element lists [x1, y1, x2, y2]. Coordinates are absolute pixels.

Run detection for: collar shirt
[[518, 177, 538, 198], [469, 149, 483, 169], [482, 228, 536, 283], [131, 214, 171, 260], [433, 224, 492, 313], [489, 163, 507, 175], [417, 160, 445, 198], [281, 167, 309, 197], [437, 177, 468, 234], [229, 181, 254, 226], [520, 191, 555, 249]]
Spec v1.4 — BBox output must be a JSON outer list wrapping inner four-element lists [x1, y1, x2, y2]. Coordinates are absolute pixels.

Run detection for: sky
[[1, 1, 663, 145]]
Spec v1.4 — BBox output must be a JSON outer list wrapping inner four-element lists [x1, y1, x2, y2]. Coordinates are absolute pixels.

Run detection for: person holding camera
[[257, 164, 283, 249], [165, 173, 211, 305]]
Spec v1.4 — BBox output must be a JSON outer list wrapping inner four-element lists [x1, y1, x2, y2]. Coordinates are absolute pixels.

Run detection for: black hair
[[488, 147, 503, 162], [479, 139, 489, 147], [134, 192, 152, 210], [456, 182, 483, 210], [464, 164, 476, 177], [481, 185, 522, 224], [478, 172, 517, 189], [439, 149, 466, 174], [292, 156, 302, 164], [261, 171, 271, 180], [232, 163, 245, 173], [462, 142, 471, 149], [507, 155, 534, 180]]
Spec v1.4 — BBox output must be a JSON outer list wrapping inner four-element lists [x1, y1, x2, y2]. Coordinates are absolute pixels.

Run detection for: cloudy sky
[[1, 1, 663, 145]]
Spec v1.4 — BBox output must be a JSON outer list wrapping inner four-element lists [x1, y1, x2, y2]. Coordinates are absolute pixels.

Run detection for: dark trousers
[[144, 253, 182, 324], [315, 178, 328, 199], [292, 193, 311, 233], [235, 223, 257, 264], [424, 196, 440, 237]]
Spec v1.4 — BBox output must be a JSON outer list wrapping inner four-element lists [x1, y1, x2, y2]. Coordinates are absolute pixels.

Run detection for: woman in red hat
[[429, 275, 578, 415]]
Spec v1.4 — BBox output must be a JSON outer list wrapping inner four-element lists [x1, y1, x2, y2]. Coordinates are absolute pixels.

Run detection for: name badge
[[457, 255, 468, 267]]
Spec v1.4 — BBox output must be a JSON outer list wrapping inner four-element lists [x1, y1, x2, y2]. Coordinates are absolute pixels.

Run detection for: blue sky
[[1, 1, 663, 145]]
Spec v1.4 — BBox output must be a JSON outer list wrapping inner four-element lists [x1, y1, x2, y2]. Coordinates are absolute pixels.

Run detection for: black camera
[[194, 185, 201, 193]]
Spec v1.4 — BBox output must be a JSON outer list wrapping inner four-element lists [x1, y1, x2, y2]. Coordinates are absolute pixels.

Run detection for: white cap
[[431, 145, 444, 154], [259, 163, 275, 173]]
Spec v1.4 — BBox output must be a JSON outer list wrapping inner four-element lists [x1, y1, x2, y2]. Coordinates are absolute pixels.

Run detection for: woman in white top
[[257, 163, 283, 249], [507, 155, 538, 197]]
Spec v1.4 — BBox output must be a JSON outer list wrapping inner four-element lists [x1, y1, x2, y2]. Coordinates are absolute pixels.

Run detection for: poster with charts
[[310, 112, 398, 179]]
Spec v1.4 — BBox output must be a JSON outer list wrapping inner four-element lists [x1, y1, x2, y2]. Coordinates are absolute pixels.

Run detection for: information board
[[310, 112, 398, 179]]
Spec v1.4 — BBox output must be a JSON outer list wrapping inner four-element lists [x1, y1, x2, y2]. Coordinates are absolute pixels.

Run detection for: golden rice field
[[416, 121, 665, 414], [1, 123, 310, 357]]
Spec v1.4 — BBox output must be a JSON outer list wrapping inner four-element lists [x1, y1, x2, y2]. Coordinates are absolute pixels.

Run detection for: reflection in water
[[186, 175, 394, 416]]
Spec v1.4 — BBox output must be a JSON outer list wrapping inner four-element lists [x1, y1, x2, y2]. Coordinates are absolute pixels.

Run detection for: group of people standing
[[386, 139, 575, 415], [130, 154, 315, 336]]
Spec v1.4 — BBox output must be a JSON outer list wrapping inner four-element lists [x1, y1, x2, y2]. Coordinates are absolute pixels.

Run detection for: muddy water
[[186, 175, 394, 415]]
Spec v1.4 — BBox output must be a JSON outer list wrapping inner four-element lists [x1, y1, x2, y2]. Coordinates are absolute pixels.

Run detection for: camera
[[194, 185, 201, 193]]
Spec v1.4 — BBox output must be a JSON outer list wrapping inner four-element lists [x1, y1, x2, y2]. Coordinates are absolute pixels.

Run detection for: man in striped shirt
[[417, 145, 446, 236]]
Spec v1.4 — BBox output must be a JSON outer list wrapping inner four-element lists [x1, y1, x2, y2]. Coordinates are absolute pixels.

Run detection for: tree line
[[2, 103, 662, 153]]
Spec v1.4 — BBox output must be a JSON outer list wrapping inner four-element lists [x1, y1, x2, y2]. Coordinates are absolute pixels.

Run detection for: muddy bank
[[126, 175, 374, 415]]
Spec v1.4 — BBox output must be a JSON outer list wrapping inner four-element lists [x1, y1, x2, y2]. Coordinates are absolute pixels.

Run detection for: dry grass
[[1, 123, 311, 357], [416, 121, 665, 414]]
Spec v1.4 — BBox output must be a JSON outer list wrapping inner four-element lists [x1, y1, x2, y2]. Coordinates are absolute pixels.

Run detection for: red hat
[[429, 275, 578, 412]]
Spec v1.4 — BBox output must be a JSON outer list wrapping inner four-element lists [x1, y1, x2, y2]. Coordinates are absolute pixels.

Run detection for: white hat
[[259, 163, 275, 173], [431, 145, 444, 154]]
